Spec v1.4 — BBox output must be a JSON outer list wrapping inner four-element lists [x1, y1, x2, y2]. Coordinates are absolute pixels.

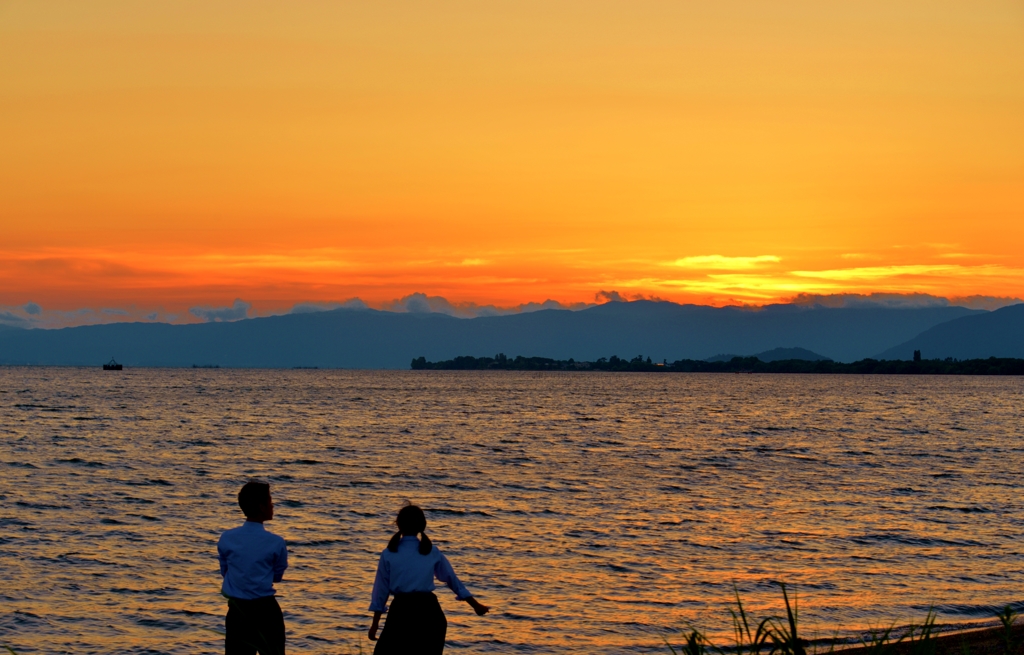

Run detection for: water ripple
[[1, 369, 1022, 654]]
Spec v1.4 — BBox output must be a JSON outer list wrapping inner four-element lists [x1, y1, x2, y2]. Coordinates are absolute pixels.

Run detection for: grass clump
[[728, 584, 774, 655], [667, 585, 1019, 655], [906, 609, 939, 655], [666, 629, 713, 655], [997, 606, 1019, 655], [860, 624, 904, 655], [765, 583, 807, 655], [668, 582, 808, 655]]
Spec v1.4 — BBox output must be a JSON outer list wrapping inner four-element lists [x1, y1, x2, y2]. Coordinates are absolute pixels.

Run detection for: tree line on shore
[[411, 354, 1024, 374]]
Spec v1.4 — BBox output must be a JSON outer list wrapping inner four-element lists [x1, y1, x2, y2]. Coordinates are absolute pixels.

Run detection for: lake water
[[2, 368, 1023, 654]]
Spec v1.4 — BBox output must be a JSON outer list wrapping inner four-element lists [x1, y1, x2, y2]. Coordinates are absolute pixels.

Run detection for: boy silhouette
[[218, 481, 289, 655]]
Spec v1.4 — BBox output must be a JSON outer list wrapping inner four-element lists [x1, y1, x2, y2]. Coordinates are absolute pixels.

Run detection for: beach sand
[[835, 623, 1024, 655]]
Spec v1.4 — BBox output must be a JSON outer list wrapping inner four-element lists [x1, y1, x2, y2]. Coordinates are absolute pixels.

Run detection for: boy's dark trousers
[[225, 595, 285, 655]]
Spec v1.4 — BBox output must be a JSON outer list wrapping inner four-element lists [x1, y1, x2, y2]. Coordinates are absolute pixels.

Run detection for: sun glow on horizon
[[1, 1, 1022, 322]]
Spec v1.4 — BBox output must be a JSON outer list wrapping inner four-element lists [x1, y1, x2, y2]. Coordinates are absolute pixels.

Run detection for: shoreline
[[831, 622, 1024, 655], [671, 620, 1023, 655], [412, 354, 1024, 375]]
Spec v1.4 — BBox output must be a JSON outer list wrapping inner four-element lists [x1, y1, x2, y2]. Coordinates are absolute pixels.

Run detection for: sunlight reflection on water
[[1, 369, 1023, 654]]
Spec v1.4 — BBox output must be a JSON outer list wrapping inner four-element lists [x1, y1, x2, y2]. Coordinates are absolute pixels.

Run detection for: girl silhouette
[[367, 505, 489, 654]]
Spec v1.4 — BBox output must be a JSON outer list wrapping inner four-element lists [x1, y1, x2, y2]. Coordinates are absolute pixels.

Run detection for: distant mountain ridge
[[707, 347, 832, 363], [875, 303, 1024, 360], [0, 300, 989, 368]]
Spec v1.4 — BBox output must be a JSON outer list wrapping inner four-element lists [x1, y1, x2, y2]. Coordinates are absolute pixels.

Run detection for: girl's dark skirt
[[374, 592, 448, 655]]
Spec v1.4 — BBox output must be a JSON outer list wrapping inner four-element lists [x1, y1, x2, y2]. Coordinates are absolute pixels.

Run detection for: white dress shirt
[[368, 535, 472, 612], [218, 521, 288, 600]]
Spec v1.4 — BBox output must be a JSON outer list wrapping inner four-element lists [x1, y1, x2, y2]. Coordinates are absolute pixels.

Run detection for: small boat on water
[[103, 358, 123, 371]]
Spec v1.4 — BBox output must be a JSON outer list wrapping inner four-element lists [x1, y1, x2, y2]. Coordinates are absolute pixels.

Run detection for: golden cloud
[[790, 264, 1018, 281], [664, 255, 781, 270]]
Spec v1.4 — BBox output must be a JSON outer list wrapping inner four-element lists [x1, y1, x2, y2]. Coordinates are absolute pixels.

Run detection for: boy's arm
[[217, 540, 228, 578], [273, 540, 288, 583]]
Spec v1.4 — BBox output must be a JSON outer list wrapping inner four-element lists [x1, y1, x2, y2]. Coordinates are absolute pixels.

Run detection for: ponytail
[[387, 530, 403, 553], [418, 531, 433, 555]]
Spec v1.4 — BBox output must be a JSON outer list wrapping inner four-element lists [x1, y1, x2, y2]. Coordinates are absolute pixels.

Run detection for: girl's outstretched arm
[[367, 553, 390, 640], [465, 597, 489, 616], [368, 611, 383, 640], [435, 551, 489, 615], [434, 552, 473, 600]]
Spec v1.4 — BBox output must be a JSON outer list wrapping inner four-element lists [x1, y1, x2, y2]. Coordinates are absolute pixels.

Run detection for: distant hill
[[0, 300, 983, 368], [875, 303, 1024, 360], [755, 347, 832, 362], [707, 347, 831, 363], [705, 353, 741, 362]]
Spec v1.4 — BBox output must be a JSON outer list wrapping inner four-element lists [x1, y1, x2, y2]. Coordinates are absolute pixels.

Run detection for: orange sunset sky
[[2, 1, 1023, 325]]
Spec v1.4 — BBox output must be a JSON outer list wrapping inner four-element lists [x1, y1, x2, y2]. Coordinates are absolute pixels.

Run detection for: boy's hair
[[238, 481, 271, 519]]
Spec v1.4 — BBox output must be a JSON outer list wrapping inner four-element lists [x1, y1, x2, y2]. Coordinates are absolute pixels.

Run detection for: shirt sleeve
[[273, 539, 288, 583], [434, 551, 472, 600], [368, 553, 391, 613], [217, 538, 228, 578]]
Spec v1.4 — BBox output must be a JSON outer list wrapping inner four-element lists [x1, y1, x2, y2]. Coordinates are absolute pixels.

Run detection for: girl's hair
[[387, 504, 433, 555]]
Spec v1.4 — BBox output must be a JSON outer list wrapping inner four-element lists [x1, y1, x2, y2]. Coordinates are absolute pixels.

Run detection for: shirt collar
[[243, 521, 266, 531]]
